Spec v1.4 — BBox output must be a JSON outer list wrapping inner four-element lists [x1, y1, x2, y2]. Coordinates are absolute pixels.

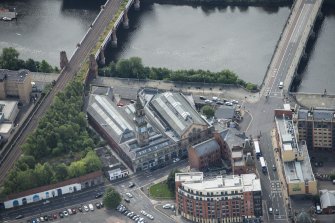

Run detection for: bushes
[[99, 57, 258, 89], [0, 47, 58, 73]]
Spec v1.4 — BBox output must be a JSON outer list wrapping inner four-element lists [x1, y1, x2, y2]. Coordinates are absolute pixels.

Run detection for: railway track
[[0, 0, 123, 184]]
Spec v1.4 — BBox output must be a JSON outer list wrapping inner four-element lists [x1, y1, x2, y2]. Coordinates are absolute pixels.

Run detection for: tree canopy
[[167, 169, 181, 193], [202, 105, 215, 118], [0, 47, 58, 73], [103, 187, 121, 209], [99, 57, 258, 91]]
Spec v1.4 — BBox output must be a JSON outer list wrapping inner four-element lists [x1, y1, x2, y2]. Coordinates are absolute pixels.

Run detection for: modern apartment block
[[274, 106, 317, 196], [175, 172, 262, 223], [0, 69, 32, 104], [294, 107, 335, 151]]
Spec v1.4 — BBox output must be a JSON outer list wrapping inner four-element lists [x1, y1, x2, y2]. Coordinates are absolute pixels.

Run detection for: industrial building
[[87, 87, 213, 172], [274, 106, 317, 196], [175, 172, 262, 223]]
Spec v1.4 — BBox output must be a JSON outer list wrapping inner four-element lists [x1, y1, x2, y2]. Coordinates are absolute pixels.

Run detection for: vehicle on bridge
[[260, 157, 267, 173]]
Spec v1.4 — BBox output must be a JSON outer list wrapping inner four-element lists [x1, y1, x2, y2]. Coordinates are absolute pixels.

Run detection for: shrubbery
[[99, 57, 258, 90]]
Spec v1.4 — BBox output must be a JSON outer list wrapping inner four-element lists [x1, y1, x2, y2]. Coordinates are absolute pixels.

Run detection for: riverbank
[[146, 0, 292, 6]]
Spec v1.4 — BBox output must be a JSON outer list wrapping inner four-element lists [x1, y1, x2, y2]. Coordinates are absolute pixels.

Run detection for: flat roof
[[0, 123, 12, 133], [0, 100, 18, 120], [175, 172, 203, 183], [283, 142, 315, 183], [0, 69, 30, 82]]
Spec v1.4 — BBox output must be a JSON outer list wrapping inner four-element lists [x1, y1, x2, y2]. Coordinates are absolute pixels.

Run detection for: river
[[0, 0, 334, 91]]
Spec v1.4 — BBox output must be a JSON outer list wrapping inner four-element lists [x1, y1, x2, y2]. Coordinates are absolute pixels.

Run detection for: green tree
[[39, 60, 53, 73], [83, 151, 102, 173], [202, 105, 215, 118], [68, 160, 86, 178], [25, 58, 38, 72], [103, 187, 121, 209], [0, 47, 20, 70], [167, 169, 181, 193], [54, 163, 69, 181]]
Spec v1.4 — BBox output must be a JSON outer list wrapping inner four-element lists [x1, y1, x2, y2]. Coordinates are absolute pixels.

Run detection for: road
[[265, 0, 316, 98], [1, 160, 187, 222], [0, 0, 124, 184]]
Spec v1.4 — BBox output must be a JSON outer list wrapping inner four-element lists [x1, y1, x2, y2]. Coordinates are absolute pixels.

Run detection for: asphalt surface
[[0, 0, 124, 184], [265, 0, 316, 98]]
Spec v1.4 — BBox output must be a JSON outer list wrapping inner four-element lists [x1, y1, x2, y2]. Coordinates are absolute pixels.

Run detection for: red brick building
[[175, 172, 262, 223]]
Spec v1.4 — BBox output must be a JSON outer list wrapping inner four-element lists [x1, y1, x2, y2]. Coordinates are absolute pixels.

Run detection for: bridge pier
[[60, 51, 68, 70], [99, 48, 105, 65], [111, 28, 117, 47], [123, 10, 129, 29], [134, 0, 140, 10]]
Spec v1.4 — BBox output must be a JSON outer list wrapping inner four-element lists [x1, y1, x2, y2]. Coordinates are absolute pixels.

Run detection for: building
[[2, 171, 103, 209], [175, 172, 262, 223], [87, 87, 213, 173], [0, 69, 32, 104], [274, 106, 317, 196], [188, 128, 255, 174], [0, 100, 19, 138], [95, 147, 129, 181], [295, 107, 335, 151], [320, 189, 335, 214], [188, 138, 221, 170]]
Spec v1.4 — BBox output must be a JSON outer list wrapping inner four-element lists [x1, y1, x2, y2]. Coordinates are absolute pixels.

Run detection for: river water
[[0, 0, 102, 67], [0, 0, 334, 91]]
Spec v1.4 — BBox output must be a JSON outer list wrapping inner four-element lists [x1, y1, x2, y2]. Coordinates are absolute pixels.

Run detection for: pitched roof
[[320, 189, 335, 209], [192, 138, 220, 157]]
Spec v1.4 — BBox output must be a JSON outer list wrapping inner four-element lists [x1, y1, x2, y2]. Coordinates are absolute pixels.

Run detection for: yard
[[149, 181, 175, 199]]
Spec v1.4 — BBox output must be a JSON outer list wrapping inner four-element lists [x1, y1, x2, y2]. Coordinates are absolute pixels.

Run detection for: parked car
[[199, 96, 206, 100], [163, 204, 171, 209], [100, 201, 104, 208], [225, 101, 233, 106], [58, 212, 64, 218], [126, 192, 133, 198], [63, 210, 69, 217], [96, 202, 101, 208], [315, 204, 322, 214], [128, 182, 135, 188], [83, 205, 89, 212], [78, 206, 83, 212], [268, 207, 273, 214], [124, 198, 131, 203], [67, 208, 72, 215], [72, 208, 77, 214], [89, 203, 94, 211], [204, 99, 212, 104]]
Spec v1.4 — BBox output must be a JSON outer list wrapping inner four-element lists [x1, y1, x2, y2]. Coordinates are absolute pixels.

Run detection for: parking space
[[115, 203, 154, 223]]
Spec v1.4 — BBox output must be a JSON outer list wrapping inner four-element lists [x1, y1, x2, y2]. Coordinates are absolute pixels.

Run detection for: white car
[[225, 101, 233, 106], [63, 210, 69, 217], [231, 100, 239, 104], [141, 210, 147, 216], [126, 192, 133, 198], [83, 205, 89, 212], [88, 203, 94, 211], [2, 17, 12, 21], [204, 99, 212, 104], [147, 214, 154, 220], [163, 204, 171, 209]]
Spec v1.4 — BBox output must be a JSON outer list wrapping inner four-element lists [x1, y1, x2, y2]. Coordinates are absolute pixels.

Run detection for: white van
[[278, 82, 284, 89]]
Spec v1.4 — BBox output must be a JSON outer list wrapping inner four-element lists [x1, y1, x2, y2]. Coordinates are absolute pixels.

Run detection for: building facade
[[294, 108, 335, 151], [274, 106, 317, 196], [87, 87, 213, 173], [175, 172, 262, 223], [3, 171, 103, 209], [0, 69, 32, 104]]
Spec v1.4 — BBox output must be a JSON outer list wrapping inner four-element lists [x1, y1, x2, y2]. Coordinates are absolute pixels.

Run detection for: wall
[[4, 183, 82, 209]]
